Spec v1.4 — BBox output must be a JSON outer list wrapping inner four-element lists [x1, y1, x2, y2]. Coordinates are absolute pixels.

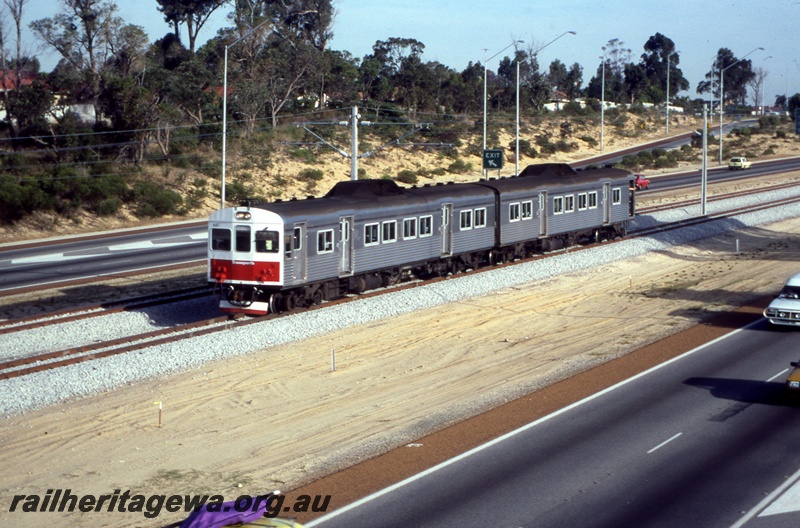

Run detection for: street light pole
[[665, 51, 676, 135], [600, 48, 606, 151], [482, 40, 523, 167], [515, 60, 520, 176], [718, 46, 764, 164], [761, 56, 772, 115], [221, 19, 272, 209], [514, 31, 575, 175]]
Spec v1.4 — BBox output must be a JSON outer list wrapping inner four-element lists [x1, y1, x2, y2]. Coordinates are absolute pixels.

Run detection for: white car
[[728, 157, 752, 170], [763, 273, 800, 326]]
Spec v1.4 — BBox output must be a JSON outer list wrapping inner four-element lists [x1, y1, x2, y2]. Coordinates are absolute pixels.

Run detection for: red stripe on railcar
[[210, 259, 280, 283]]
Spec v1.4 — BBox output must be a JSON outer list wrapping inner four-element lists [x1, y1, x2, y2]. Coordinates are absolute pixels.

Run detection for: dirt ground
[[3, 186, 800, 526]]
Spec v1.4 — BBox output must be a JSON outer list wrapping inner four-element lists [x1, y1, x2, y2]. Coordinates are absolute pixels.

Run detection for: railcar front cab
[[208, 206, 285, 315]]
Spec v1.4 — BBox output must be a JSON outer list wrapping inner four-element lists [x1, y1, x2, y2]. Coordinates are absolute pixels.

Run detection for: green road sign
[[482, 149, 504, 169], [796, 108, 800, 135]]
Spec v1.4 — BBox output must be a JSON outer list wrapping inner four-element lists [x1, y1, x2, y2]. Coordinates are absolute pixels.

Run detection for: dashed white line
[[647, 432, 683, 454], [766, 368, 789, 383]]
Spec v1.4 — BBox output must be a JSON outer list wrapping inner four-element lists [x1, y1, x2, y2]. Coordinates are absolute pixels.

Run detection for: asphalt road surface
[[307, 319, 800, 528]]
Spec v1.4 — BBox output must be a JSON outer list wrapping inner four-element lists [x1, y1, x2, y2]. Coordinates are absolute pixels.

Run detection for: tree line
[[0, 0, 797, 225]]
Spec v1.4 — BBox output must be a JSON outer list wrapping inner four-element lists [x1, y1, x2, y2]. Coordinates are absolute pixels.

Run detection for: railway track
[[0, 285, 213, 334], [2, 186, 799, 382]]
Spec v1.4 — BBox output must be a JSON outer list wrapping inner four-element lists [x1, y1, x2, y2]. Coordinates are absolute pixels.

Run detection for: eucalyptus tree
[[30, 0, 135, 124], [0, 0, 33, 139], [155, 0, 230, 54], [697, 48, 757, 107], [221, 0, 334, 131], [640, 32, 688, 102], [359, 37, 424, 111], [586, 39, 630, 103]]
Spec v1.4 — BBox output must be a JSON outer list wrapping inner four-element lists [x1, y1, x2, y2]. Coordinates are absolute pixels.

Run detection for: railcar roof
[[476, 164, 631, 193]]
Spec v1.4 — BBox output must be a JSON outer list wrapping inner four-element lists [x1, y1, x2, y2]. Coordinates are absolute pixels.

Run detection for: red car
[[634, 174, 650, 190]]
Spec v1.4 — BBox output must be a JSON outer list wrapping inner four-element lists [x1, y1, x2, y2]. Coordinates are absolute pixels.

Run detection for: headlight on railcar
[[235, 211, 252, 220]]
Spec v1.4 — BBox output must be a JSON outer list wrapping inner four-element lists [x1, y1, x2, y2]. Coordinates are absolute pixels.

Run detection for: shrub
[[562, 100, 588, 116], [619, 154, 639, 170], [758, 115, 781, 129], [137, 189, 182, 217], [298, 168, 324, 182], [289, 148, 317, 163], [224, 181, 249, 203], [508, 138, 538, 158], [555, 140, 577, 153], [94, 197, 122, 216], [447, 159, 472, 174], [396, 169, 418, 185], [654, 154, 677, 169]]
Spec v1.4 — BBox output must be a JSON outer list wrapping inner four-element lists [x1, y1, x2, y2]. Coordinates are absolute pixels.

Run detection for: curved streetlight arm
[[535, 31, 576, 56]]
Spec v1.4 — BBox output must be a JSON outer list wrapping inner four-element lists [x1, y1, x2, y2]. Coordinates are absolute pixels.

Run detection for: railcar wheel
[[269, 294, 283, 314], [312, 289, 323, 306], [284, 293, 297, 311]]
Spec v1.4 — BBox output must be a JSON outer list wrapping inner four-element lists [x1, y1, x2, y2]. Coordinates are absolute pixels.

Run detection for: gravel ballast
[[2, 189, 800, 417]]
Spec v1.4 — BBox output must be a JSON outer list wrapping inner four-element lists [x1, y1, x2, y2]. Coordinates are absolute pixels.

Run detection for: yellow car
[[787, 361, 800, 391]]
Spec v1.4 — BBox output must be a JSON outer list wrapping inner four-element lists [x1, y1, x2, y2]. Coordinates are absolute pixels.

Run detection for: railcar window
[[293, 227, 302, 250], [612, 188, 622, 204], [553, 197, 564, 215], [365, 223, 380, 246], [255, 230, 280, 253], [588, 192, 598, 209], [317, 230, 334, 253], [382, 221, 397, 243], [403, 218, 417, 239], [420, 215, 433, 237], [235, 226, 251, 252], [565, 195, 575, 213], [211, 228, 231, 251], [578, 193, 588, 211], [509, 203, 520, 222], [475, 208, 487, 228], [459, 210, 473, 230], [521, 201, 533, 220]]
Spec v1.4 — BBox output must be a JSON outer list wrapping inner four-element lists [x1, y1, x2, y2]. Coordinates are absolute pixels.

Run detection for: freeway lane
[[646, 156, 800, 193], [308, 320, 800, 528], [0, 226, 207, 292]]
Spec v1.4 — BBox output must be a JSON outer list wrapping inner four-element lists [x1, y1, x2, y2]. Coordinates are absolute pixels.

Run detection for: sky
[[18, 0, 800, 105]]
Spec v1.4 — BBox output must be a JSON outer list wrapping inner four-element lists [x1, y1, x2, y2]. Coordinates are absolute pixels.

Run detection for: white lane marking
[[730, 465, 800, 527], [0, 260, 207, 292], [647, 432, 683, 454], [9, 234, 207, 265], [306, 321, 761, 527], [8, 253, 88, 264], [760, 477, 800, 516], [766, 368, 789, 382]]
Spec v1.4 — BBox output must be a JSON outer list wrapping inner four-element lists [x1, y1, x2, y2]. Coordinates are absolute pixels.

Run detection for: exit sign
[[482, 149, 504, 169]]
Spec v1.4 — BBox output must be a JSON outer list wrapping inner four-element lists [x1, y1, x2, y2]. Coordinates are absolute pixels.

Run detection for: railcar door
[[289, 222, 306, 281], [538, 191, 548, 237], [602, 183, 611, 225], [339, 216, 354, 276], [441, 203, 453, 256]]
